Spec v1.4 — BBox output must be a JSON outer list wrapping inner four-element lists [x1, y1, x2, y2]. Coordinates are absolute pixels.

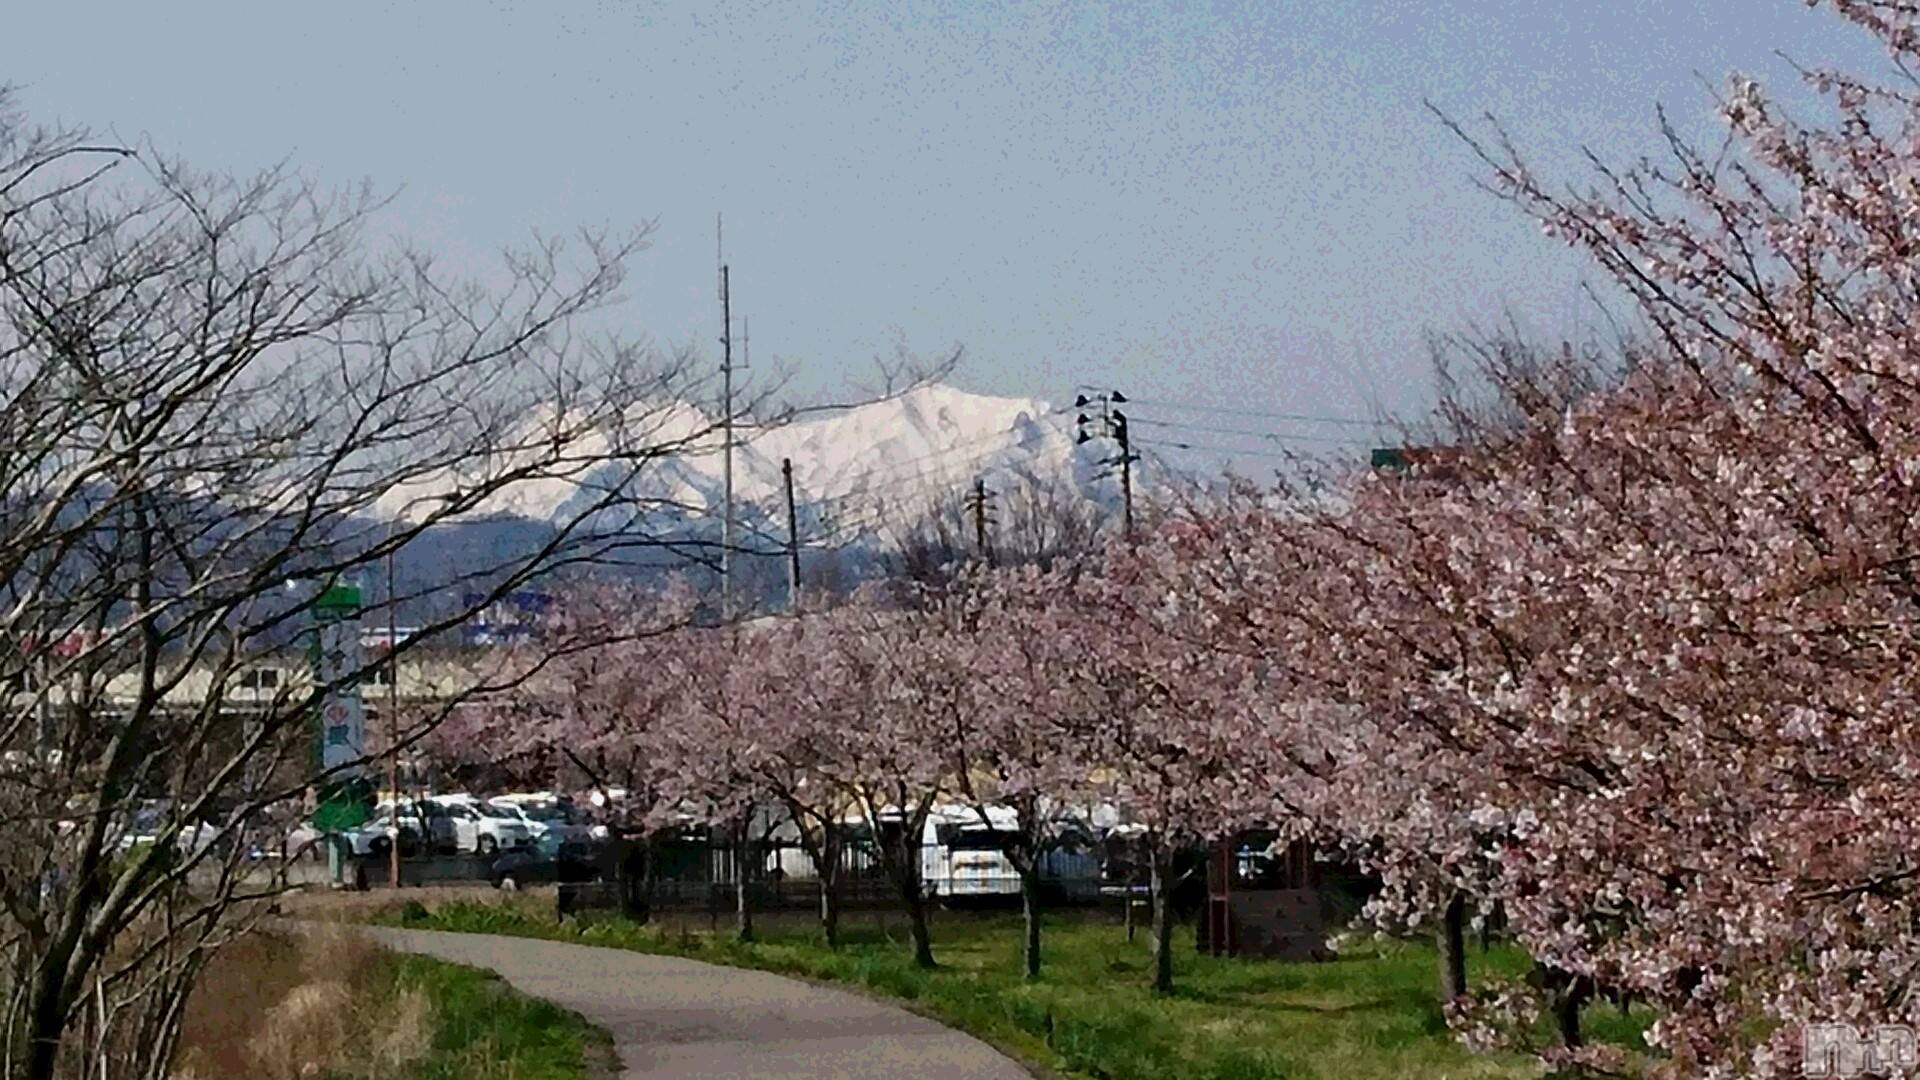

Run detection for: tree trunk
[[1124, 864, 1137, 942], [619, 834, 652, 925], [806, 822, 842, 949], [1437, 891, 1468, 1004], [872, 815, 937, 968], [905, 888, 937, 969], [1149, 848, 1175, 995], [24, 962, 67, 1080], [820, 876, 841, 949], [1020, 868, 1043, 980], [1548, 968, 1590, 1048], [734, 822, 754, 943]]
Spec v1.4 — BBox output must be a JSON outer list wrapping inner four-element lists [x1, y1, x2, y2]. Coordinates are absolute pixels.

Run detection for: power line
[[1075, 391, 1137, 542], [1074, 385, 1383, 429], [1126, 414, 1375, 448], [671, 463, 983, 554], [1133, 435, 1341, 461]]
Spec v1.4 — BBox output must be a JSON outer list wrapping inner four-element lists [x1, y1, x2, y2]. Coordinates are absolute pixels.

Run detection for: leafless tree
[[0, 95, 736, 1078]]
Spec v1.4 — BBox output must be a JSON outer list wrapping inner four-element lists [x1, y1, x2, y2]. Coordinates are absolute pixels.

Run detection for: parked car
[[426, 795, 534, 855], [487, 795, 594, 848], [375, 799, 462, 853], [340, 811, 427, 858]]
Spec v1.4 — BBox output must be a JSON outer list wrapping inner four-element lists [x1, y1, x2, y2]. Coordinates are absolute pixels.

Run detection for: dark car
[[488, 839, 604, 891]]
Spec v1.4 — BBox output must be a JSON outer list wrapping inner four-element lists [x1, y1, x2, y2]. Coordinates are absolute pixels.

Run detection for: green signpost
[[308, 580, 370, 887]]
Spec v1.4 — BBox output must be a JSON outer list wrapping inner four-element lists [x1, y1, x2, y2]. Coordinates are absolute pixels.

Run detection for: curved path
[[366, 927, 1030, 1079]]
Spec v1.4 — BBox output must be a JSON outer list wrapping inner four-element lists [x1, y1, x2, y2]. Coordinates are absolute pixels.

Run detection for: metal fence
[[565, 836, 1110, 915]]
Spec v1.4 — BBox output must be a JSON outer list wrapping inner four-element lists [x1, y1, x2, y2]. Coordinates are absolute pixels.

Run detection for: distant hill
[[367, 384, 1139, 616]]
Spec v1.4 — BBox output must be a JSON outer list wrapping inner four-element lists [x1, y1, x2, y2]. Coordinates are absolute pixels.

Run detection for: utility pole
[[31, 549, 52, 755], [32, 638, 51, 757], [386, 536, 401, 890], [782, 458, 801, 612], [718, 218, 756, 941], [967, 478, 994, 564], [1075, 390, 1138, 543], [718, 214, 735, 623]]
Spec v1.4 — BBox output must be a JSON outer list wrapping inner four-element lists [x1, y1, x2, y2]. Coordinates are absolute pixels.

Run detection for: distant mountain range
[[371, 384, 1140, 614]]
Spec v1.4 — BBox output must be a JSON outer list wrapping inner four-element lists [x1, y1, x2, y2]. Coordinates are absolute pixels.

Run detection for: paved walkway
[[366, 927, 1031, 1079]]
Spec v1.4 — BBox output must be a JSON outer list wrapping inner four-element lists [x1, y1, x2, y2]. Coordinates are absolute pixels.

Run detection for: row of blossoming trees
[[442, 5, 1920, 1074]]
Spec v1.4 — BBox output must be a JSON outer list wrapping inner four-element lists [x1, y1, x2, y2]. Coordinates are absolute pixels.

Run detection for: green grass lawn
[[387, 953, 614, 1080], [377, 895, 1648, 1079]]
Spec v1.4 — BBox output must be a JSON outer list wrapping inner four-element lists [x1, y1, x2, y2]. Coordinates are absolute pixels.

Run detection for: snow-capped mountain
[[370, 384, 1136, 608], [377, 383, 1123, 541]]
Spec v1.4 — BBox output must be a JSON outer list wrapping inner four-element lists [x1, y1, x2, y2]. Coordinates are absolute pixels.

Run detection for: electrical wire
[[1075, 385, 1383, 429], [1124, 414, 1375, 447], [1133, 435, 1341, 461]]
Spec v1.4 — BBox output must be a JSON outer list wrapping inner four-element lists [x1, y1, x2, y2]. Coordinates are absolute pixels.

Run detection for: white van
[[918, 803, 1102, 901]]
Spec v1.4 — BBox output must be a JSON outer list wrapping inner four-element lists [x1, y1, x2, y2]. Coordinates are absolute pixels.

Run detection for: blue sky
[[1, 2, 1886, 464]]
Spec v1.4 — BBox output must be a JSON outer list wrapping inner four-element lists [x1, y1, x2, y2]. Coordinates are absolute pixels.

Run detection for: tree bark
[[1020, 868, 1043, 980], [619, 834, 652, 925], [25, 957, 68, 1080], [734, 820, 754, 943], [1437, 891, 1468, 1004], [888, 829, 937, 968], [869, 809, 937, 968], [1149, 848, 1175, 995], [1125, 864, 1137, 943], [905, 887, 937, 969], [1547, 967, 1590, 1048], [800, 817, 842, 949], [820, 877, 841, 949]]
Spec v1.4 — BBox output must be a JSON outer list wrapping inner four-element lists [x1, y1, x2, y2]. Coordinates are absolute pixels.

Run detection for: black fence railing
[[562, 837, 1113, 915]]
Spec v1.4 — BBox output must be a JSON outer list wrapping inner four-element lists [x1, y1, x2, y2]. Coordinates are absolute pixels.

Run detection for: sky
[[0, 1, 1890, 467]]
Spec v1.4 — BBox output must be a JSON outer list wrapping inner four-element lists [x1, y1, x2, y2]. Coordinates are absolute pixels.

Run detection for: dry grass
[[172, 925, 403, 1079], [171, 919, 606, 1079], [274, 883, 507, 923]]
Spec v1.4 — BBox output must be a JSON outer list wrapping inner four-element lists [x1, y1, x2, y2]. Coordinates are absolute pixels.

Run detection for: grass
[[373, 894, 1649, 1079], [173, 924, 611, 1079], [388, 952, 613, 1080]]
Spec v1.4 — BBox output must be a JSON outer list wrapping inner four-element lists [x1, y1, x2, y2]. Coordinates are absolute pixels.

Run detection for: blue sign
[[461, 590, 554, 646]]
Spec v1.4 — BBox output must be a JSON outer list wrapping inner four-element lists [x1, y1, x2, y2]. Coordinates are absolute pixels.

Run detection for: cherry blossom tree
[[699, 613, 864, 949], [1376, 5, 1920, 1068], [1015, 542, 1302, 995], [430, 584, 700, 919], [950, 564, 1103, 980], [813, 589, 957, 970]]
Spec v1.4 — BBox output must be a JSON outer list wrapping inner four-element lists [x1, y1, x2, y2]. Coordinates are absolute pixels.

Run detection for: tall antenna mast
[[718, 213, 735, 622]]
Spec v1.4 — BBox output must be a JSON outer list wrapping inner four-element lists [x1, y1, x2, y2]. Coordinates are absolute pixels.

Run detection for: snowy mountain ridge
[[376, 383, 1124, 541]]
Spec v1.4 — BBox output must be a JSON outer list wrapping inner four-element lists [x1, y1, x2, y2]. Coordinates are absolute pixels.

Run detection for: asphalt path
[[366, 926, 1032, 1079]]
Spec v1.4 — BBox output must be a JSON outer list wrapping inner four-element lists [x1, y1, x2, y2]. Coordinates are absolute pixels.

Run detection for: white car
[[375, 799, 460, 852], [339, 810, 433, 857], [487, 796, 594, 845], [426, 796, 534, 855]]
